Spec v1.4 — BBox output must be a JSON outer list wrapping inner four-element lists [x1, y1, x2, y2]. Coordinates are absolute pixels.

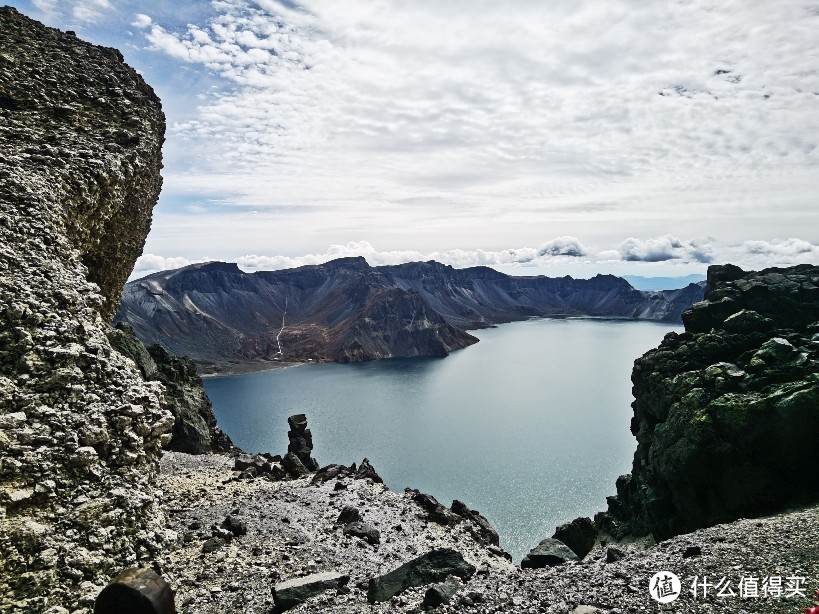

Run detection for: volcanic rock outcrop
[[0, 8, 169, 612], [108, 323, 233, 454], [605, 264, 819, 540], [115, 258, 704, 370]]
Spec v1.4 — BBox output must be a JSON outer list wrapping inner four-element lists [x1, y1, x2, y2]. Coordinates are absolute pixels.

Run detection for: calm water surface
[[204, 318, 680, 561]]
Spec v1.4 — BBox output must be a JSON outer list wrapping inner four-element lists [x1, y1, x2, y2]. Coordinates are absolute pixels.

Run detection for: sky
[[7, 0, 819, 279]]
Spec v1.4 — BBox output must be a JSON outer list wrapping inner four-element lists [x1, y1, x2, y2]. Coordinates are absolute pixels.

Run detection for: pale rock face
[[0, 7, 169, 612]]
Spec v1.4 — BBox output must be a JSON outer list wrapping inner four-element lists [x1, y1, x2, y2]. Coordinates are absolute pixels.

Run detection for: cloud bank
[[131, 236, 819, 280]]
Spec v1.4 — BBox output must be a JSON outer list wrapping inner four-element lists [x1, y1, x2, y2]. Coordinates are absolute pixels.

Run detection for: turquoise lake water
[[203, 318, 680, 561]]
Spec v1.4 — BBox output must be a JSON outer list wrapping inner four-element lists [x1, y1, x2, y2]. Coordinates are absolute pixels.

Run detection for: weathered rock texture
[[0, 8, 171, 612], [115, 258, 704, 370], [286, 413, 319, 471], [109, 323, 233, 453], [606, 264, 819, 540]]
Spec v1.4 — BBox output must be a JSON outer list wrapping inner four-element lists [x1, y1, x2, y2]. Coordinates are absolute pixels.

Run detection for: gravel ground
[[157, 452, 819, 614]]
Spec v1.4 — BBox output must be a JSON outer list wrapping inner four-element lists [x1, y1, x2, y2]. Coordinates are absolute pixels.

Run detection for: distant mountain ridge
[[114, 257, 705, 369]]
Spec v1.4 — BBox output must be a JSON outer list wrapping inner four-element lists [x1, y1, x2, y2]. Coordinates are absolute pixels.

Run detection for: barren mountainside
[[115, 257, 704, 369]]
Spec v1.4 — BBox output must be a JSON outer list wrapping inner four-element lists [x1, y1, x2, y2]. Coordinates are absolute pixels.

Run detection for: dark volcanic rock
[[343, 520, 380, 545], [408, 489, 459, 525], [354, 457, 383, 483], [335, 506, 361, 525], [552, 516, 598, 559], [115, 258, 703, 369], [272, 571, 349, 611], [451, 499, 500, 546], [0, 8, 169, 612], [422, 577, 461, 607], [520, 538, 579, 569], [312, 463, 353, 484], [287, 413, 319, 471], [281, 452, 310, 478], [607, 264, 819, 540], [221, 515, 248, 537], [109, 323, 233, 453], [367, 548, 476, 603]]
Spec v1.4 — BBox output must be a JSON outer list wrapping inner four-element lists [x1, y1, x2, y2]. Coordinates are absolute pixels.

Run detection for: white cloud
[[133, 235, 819, 280], [618, 235, 713, 263], [538, 236, 588, 258], [71, 0, 113, 23], [31, 0, 57, 12], [28, 0, 114, 24], [743, 237, 817, 257], [132, 14, 152, 29]]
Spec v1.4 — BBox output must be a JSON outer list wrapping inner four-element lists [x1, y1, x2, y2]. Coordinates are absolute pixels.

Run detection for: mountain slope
[[116, 258, 703, 369]]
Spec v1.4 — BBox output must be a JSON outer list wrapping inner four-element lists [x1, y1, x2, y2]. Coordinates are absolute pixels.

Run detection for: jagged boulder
[[367, 548, 475, 603], [607, 264, 819, 540], [451, 499, 500, 546], [520, 538, 579, 569], [552, 516, 597, 559], [0, 7, 169, 612]]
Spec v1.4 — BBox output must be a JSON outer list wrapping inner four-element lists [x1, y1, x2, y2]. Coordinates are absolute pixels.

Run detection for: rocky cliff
[[115, 258, 703, 370], [605, 264, 819, 540], [108, 323, 234, 454], [0, 8, 172, 612]]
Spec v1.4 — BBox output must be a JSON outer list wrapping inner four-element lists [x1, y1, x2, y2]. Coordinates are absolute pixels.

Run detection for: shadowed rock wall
[[0, 8, 171, 612], [606, 264, 819, 540]]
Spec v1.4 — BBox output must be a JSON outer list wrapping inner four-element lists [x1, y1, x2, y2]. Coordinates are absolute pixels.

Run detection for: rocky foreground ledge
[[156, 448, 819, 614]]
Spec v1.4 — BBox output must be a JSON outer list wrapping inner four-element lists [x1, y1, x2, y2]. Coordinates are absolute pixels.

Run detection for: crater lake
[[204, 317, 681, 561]]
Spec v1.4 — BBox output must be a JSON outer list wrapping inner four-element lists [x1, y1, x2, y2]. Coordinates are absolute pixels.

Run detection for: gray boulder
[[422, 576, 461, 608], [343, 520, 380, 545], [552, 516, 597, 559], [272, 571, 349, 611], [520, 538, 579, 569], [367, 548, 476, 603]]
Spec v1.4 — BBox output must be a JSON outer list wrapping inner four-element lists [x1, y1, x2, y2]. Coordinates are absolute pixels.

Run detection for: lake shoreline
[[195, 315, 678, 377]]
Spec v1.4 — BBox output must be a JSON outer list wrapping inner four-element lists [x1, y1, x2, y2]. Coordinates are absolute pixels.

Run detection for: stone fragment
[[221, 515, 247, 537], [422, 576, 461, 608], [451, 499, 500, 546], [272, 571, 349, 611], [281, 452, 310, 478], [343, 520, 380, 545], [552, 516, 598, 559], [335, 506, 360, 525], [407, 489, 459, 525], [520, 538, 578, 569], [605, 547, 625, 563], [94, 567, 174, 614], [354, 457, 383, 483], [312, 464, 352, 485], [367, 548, 476, 603], [201, 537, 226, 553]]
